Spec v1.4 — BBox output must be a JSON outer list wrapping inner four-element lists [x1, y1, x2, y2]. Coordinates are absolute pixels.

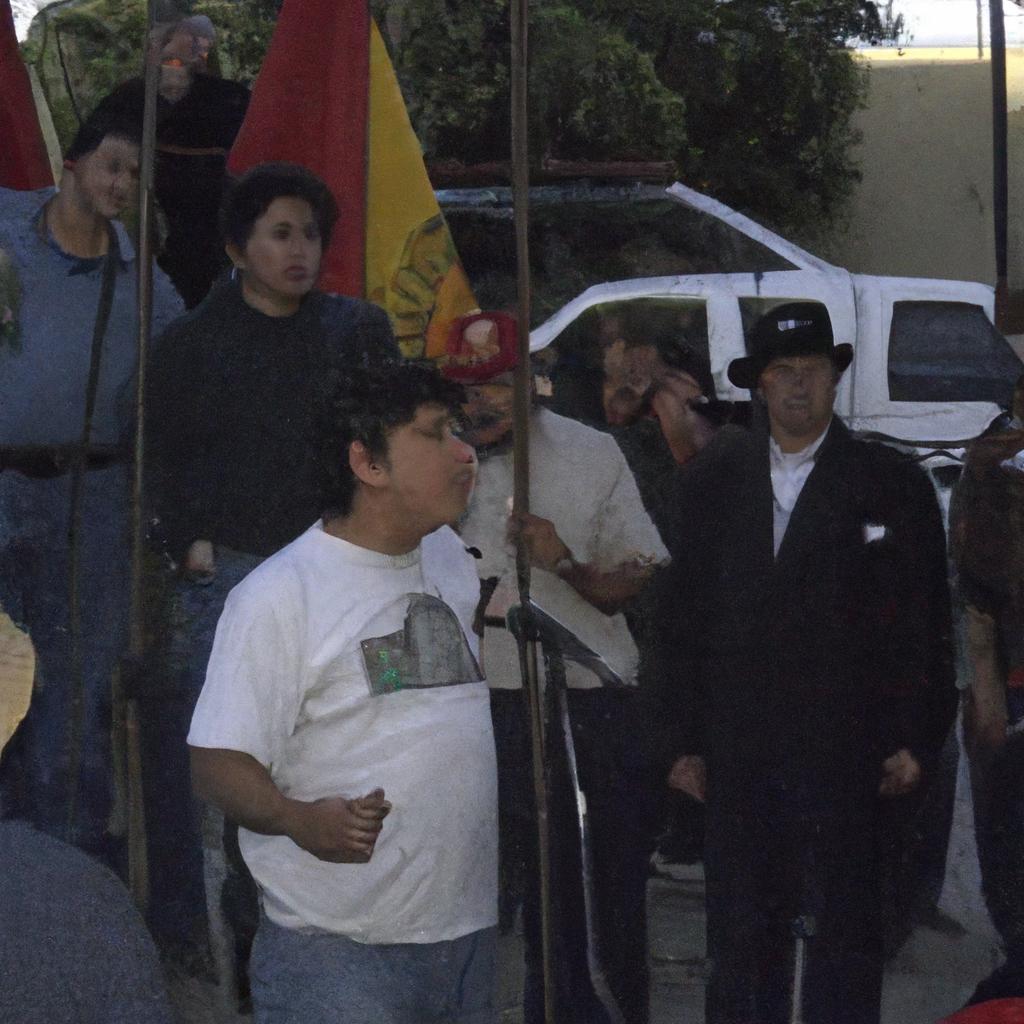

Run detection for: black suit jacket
[[654, 417, 955, 794]]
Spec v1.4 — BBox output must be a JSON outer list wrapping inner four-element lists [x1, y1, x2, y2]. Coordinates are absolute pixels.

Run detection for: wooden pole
[[509, 0, 556, 1020], [123, 0, 160, 909], [989, 0, 1009, 329]]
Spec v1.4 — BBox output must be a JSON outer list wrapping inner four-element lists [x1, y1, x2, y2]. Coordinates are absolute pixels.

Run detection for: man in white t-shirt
[[188, 363, 497, 1024], [453, 356, 669, 1024]]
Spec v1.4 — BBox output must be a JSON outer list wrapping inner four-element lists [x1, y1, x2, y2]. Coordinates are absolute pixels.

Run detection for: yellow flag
[[366, 22, 478, 360]]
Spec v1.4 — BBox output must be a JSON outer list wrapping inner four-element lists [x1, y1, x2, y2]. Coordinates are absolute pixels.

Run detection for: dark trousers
[[490, 688, 658, 1024], [703, 771, 884, 1024]]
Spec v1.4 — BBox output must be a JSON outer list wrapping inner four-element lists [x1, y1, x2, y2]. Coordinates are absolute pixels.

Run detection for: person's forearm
[[190, 746, 388, 863], [557, 559, 655, 616], [510, 510, 661, 615], [190, 745, 295, 837]]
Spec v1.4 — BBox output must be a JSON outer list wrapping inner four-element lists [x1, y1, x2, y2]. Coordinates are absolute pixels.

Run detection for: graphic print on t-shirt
[[360, 593, 483, 696]]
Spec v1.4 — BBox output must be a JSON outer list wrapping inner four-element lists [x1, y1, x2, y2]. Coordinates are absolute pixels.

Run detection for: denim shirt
[[0, 187, 183, 446]]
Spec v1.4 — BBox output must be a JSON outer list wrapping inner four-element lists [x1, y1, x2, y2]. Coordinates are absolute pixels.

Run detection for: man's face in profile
[[461, 383, 515, 449]]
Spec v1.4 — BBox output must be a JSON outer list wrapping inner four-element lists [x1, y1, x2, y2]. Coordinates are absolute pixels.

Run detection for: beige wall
[[836, 49, 1024, 289]]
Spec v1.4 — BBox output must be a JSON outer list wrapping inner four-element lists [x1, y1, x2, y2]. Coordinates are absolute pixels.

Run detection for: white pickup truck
[[521, 182, 1022, 459]]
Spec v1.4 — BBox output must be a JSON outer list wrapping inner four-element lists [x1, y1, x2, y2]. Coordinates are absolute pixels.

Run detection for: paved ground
[[639, 726, 1005, 1024], [170, 872, 1001, 1024], [167, 730, 1005, 1024], [489, 867, 1003, 1024]]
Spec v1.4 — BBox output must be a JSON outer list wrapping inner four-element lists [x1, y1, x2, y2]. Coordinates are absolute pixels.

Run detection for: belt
[[0, 445, 129, 478]]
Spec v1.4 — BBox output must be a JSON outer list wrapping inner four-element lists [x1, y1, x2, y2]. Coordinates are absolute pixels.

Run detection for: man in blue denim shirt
[[0, 105, 182, 862]]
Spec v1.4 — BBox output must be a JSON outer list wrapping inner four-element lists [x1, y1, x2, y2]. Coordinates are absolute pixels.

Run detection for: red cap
[[441, 312, 519, 383]]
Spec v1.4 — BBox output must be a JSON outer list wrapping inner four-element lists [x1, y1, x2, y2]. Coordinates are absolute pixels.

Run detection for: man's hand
[[191, 747, 393, 866], [507, 511, 660, 615], [507, 512, 570, 573], [648, 371, 712, 466], [878, 748, 921, 797], [667, 755, 707, 803], [286, 788, 392, 864], [185, 539, 215, 580]]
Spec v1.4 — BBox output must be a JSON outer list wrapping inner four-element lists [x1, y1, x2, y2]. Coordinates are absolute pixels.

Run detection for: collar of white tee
[[310, 520, 422, 570], [768, 420, 831, 512]]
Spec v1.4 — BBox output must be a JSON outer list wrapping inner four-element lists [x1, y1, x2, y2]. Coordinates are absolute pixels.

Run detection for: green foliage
[[527, 6, 686, 161], [191, 0, 277, 83], [387, 0, 683, 166], [386, 0, 511, 165], [22, 0, 148, 147], [381, 0, 899, 234], [21, 0, 276, 151], [20, 0, 897, 235], [631, 0, 894, 232]]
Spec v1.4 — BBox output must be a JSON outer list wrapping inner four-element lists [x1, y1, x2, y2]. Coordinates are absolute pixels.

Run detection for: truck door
[[529, 281, 727, 424], [665, 184, 859, 414], [530, 268, 856, 419], [727, 271, 857, 417]]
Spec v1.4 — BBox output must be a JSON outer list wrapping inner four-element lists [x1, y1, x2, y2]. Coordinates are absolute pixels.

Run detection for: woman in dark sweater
[[148, 162, 398, 571], [144, 163, 397, 957]]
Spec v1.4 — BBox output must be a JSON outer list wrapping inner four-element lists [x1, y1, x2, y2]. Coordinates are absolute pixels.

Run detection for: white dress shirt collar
[[769, 422, 830, 511]]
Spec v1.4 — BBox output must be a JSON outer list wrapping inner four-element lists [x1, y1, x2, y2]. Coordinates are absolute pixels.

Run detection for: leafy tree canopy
[[379, 0, 899, 233], [23, 0, 898, 235], [21, 0, 277, 148]]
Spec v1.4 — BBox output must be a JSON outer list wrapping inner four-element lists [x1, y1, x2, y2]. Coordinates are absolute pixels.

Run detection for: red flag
[[938, 999, 1024, 1024], [0, 0, 52, 190], [227, 0, 369, 298]]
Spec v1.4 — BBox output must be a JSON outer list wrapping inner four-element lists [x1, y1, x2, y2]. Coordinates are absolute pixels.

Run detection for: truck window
[[441, 187, 794, 327], [888, 301, 1022, 404], [544, 297, 710, 428], [737, 297, 831, 349]]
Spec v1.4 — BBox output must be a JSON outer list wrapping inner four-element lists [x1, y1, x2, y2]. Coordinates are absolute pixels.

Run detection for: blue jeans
[[0, 466, 131, 858], [250, 917, 498, 1024], [165, 548, 265, 700]]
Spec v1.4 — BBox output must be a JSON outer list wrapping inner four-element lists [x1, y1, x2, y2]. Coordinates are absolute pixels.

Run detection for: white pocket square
[[863, 522, 887, 544]]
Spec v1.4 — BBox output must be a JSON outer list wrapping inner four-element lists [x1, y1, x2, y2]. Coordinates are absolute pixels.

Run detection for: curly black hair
[[221, 162, 339, 250], [315, 362, 467, 519]]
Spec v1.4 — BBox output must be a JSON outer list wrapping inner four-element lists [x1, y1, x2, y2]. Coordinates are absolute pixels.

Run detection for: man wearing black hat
[[655, 302, 955, 1023]]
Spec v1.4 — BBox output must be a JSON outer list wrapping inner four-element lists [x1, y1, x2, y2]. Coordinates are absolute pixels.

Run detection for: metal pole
[[509, 0, 555, 1019]]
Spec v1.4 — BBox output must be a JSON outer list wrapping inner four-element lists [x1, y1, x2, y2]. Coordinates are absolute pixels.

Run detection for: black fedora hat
[[727, 302, 853, 390]]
